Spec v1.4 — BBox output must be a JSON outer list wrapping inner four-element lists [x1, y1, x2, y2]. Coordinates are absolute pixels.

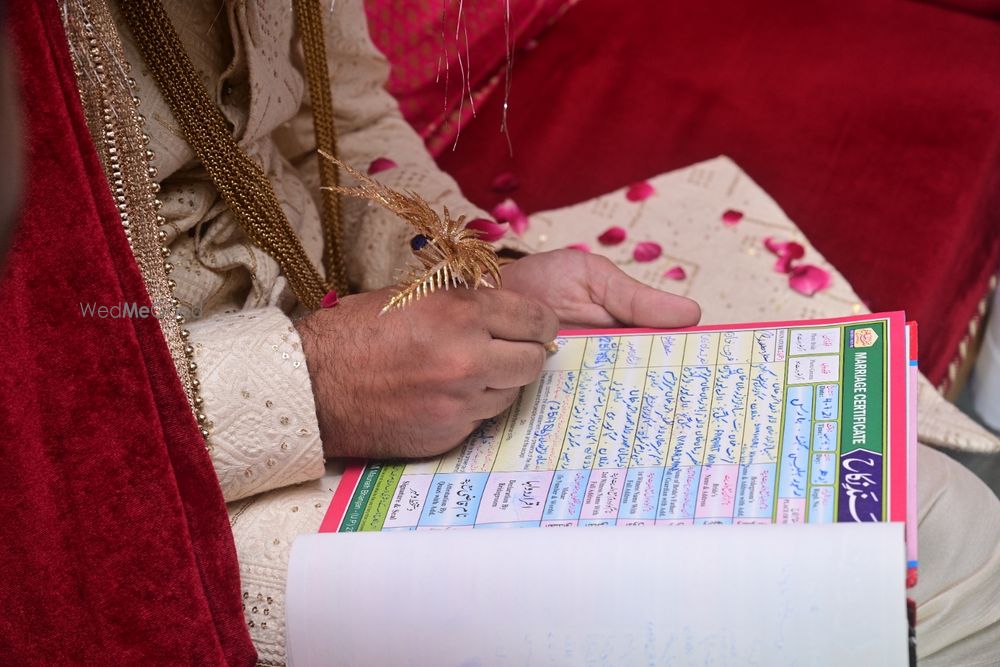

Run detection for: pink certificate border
[[886, 311, 908, 525], [318, 462, 365, 533]]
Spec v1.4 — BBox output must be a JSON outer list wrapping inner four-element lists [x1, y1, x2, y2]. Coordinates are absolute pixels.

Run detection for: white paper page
[[287, 523, 906, 667]]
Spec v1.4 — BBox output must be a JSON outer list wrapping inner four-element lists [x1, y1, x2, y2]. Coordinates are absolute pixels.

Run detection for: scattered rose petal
[[320, 290, 340, 308], [663, 265, 687, 280], [597, 226, 627, 246], [565, 243, 591, 253], [763, 237, 806, 273], [490, 172, 519, 194], [508, 214, 529, 235], [464, 218, 508, 243], [763, 237, 805, 259], [490, 198, 529, 235], [367, 157, 397, 175], [491, 198, 521, 222], [789, 264, 832, 296], [633, 241, 663, 263], [785, 242, 805, 259], [763, 236, 782, 255], [773, 255, 797, 273], [625, 181, 656, 202], [721, 209, 744, 225]]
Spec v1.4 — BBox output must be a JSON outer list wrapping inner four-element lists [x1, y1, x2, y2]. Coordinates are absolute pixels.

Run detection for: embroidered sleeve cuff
[[187, 307, 326, 502]]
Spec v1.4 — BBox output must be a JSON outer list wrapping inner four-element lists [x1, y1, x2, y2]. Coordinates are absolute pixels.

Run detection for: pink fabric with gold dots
[[364, 0, 577, 155]]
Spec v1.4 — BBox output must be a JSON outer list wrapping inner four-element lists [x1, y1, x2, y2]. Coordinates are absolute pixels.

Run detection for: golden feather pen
[[319, 152, 558, 354], [319, 150, 502, 314]]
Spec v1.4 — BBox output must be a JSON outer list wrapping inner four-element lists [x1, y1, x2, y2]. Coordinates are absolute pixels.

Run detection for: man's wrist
[[294, 313, 339, 459]]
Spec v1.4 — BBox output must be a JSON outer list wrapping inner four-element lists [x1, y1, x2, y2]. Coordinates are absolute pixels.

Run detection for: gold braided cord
[[117, 0, 344, 310], [293, 0, 348, 297]]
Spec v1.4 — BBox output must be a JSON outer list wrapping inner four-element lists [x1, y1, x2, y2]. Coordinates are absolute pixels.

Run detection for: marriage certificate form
[[322, 312, 910, 534]]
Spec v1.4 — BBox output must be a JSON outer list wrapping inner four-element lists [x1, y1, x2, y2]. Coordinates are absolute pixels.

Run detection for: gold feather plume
[[319, 151, 502, 313]]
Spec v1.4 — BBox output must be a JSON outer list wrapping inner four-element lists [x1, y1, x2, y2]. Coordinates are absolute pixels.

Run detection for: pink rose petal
[[625, 181, 656, 202], [508, 214, 530, 235], [597, 226, 627, 246], [663, 265, 687, 280], [320, 290, 340, 308], [785, 242, 805, 259], [773, 255, 797, 273], [763, 237, 806, 273], [788, 264, 832, 296], [763, 237, 805, 259], [633, 241, 663, 263], [491, 198, 522, 222], [367, 157, 397, 175], [762, 236, 782, 255], [490, 198, 529, 236], [464, 217, 508, 243], [490, 172, 520, 194], [565, 243, 591, 253], [721, 209, 744, 225]]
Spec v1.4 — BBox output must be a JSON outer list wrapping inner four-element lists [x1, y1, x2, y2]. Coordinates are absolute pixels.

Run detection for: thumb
[[589, 256, 701, 328]]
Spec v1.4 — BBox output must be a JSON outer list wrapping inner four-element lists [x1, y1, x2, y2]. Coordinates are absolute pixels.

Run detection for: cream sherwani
[[108, 1, 999, 665]]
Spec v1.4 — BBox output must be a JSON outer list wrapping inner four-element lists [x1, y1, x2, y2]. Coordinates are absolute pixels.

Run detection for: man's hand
[[295, 287, 558, 460], [298, 249, 699, 461], [501, 249, 701, 329]]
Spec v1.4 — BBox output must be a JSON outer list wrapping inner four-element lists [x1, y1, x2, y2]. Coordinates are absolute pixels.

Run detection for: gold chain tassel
[[118, 0, 345, 310], [293, 0, 349, 297]]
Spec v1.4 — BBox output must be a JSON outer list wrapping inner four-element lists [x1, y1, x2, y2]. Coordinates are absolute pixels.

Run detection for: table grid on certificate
[[368, 325, 848, 532]]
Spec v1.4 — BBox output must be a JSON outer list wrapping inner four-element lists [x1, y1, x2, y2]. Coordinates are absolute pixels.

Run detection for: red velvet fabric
[[433, 0, 1000, 386], [0, 2, 255, 664], [918, 0, 1000, 19]]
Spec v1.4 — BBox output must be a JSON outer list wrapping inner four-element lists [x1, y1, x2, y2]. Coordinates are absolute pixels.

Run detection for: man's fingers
[[481, 289, 560, 344], [590, 256, 701, 328], [482, 339, 546, 390]]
